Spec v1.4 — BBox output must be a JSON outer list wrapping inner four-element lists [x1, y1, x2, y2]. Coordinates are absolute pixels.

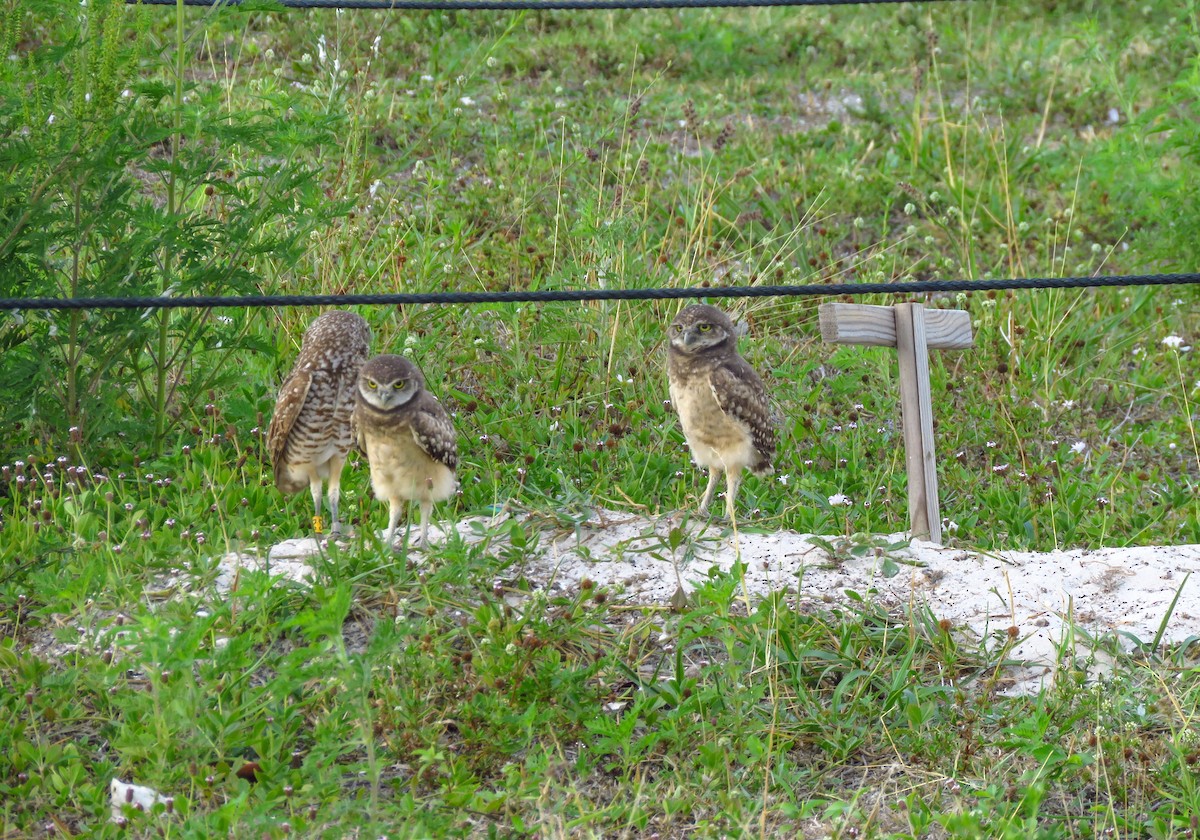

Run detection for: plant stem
[[154, 0, 187, 451]]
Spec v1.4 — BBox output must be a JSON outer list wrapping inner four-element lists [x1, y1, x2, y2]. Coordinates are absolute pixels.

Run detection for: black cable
[[129, 0, 963, 9], [2, 273, 1198, 312]]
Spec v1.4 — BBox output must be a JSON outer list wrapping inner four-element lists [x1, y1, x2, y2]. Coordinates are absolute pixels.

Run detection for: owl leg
[[698, 467, 721, 516], [383, 499, 403, 549], [307, 472, 324, 535], [417, 499, 433, 546], [326, 454, 345, 536], [724, 468, 743, 522]]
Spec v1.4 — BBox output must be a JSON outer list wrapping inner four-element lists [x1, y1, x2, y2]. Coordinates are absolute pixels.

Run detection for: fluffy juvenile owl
[[267, 310, 371, 536], [352, 354, 458, 547], [667, 303, 776, 520]]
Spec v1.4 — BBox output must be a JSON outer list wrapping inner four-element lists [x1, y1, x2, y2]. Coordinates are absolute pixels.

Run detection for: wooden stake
[[818, 301, 973, 544]]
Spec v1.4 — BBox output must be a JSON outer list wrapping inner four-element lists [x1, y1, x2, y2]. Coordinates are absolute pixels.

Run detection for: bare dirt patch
[[232, 509, 1200, 695]]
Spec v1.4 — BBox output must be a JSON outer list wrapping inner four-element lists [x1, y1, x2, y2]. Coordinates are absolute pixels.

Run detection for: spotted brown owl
[[667, 303, 776, 520], [351, 354, 458, 547], [267, 310, 371, 535]]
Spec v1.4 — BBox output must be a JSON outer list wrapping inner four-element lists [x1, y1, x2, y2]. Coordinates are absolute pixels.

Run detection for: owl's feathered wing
[[349, 404, 364, 456], [267, 367, 313, 491], [709, 358, 777, 474], [409, 393, 458, 472]]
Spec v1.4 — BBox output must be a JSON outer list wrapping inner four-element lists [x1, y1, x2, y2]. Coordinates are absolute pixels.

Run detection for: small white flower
[[942, 519, 959, 535], [828, 493, 851, 507], [486, 56, 498, 68], [986, 440, 997, 448], [317, 34, 327, 64], [776, 474, 790, 486], [904, 202, 916, 215], [420, 74, 433, 83], [1162, 335, 1185, 350], [992, 463, 1010, 474], [404, 335, 418, 349], [46, 113, 55, 125], [368, 179, 382, 199], [1060, 400, 1075, 409], [1070, 441, 1087, 455]]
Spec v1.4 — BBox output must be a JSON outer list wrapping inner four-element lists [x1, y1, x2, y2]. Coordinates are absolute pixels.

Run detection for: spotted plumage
[[667, 303, 777, 520], [267, 310, 371, 535], [351, 354, 458, 547]]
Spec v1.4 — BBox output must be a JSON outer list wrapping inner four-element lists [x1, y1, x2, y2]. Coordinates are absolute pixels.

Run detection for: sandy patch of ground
[[220, 508, 1200, 695]]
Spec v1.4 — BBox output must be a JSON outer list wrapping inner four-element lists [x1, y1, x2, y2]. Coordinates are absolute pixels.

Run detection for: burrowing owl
[[667, 303, 776, 520], [352, 354, 458, 547], [267, 310, 371, 536]]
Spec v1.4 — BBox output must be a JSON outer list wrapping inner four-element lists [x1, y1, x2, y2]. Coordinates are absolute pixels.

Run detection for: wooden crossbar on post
[[818, 302, 974, 544]]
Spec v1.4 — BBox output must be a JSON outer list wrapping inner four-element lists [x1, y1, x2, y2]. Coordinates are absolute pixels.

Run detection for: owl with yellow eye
[[666, 304, 776, 520], [351, 354, 458, 547]]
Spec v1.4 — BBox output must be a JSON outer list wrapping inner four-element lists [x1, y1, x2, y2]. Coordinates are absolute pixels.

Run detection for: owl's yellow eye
[[698, 323, 712, 332], [366, 380, 378, 390], [393, 380, 407, 390]]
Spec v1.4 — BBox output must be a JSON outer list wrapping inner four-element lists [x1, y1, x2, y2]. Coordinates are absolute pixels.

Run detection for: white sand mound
[[234, 509, 1199, 695]]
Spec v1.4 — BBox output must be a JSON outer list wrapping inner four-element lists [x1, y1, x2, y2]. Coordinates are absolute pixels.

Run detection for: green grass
[[2, 0, 1200, 835]]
